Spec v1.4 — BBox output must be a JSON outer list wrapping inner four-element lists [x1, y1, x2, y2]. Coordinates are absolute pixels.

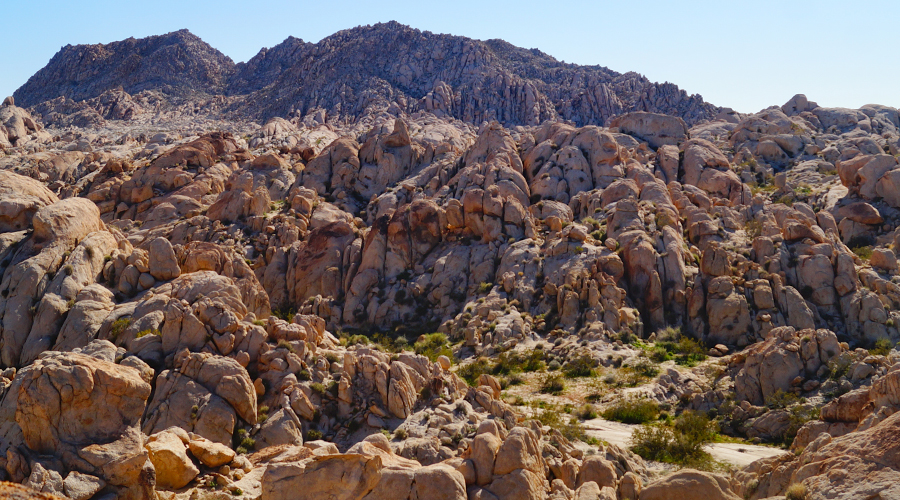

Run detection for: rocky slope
[[1, 27, 900, 500], [14, 23, 720, 128], [14, 30, 234, 106]]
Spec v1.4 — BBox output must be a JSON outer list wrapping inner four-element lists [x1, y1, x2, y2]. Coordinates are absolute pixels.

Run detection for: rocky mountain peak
[[13, 28, 235, 108], [15, 23, 720, 128]]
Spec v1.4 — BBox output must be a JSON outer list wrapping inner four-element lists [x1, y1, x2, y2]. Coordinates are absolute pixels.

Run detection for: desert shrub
[[630, 424, 673, 460], [236, 436, 255, 454], [494, 349, 545, 375], [394, 428, 408, 440], [744, 219, 762, 239], [615, 358, 659, 386], [827, 354, 852, 380], [109, 317, 132, 340], [458, 357, 493, 386], [305, 429, 323, 441], [775, 195, 794, 206], [648, 345, 672, 363], [271, 306, 296, 321], [532, 402, 590, 442], [539, 373, 566, 395], [277, 339, 295, 353], [630, 411, 716, 467], [656, 326, 681, 342], [310, 383, 326, 396], [341, 334, 370, 347], [652, 329, 707, 367], [617, 329, 637, 344], [852, 245, 873, 260], [135, 328, 160, 338], [477, 282, 493, 294], [780, 404, 820, 446], [575, 404, 598, 420], [562, 354, 597, 378], [785, 483, 808, 500], [674, 410, 716, 443], [765, 389, 801, 409], [602, 397, 660, 424], [869, 337, 894, 356], [413, 333, 452, 361]]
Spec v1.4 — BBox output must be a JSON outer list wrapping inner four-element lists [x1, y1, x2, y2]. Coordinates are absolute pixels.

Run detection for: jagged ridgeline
[[14, 22, 718, 126], [0, 20, 899, 500]]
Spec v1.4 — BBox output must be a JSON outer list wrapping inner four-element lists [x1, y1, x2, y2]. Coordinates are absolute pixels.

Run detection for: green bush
[[602, 397, 660, 424], [135, 328, 160, 338], [852, 245, 873, 260], [539, 373, 565, 395], [305, 429, 323, 441], [562, 354, 597, 378], [237, 436, 255, 453], [413, 333, 452, 361], [827, 355, 852, 380], [271, 306, 297, 321], [765, 389, 800, 409], [869, 338, 894, 356], [277, 339, 295, 353], [341, 334, 371, 347], [648, 346, 672, 363], [494, 349, 545, 375], [109, 317, 132, 340], [458, 357, 493, 386], [653, 331, 707, 367], [674, 410, 716, 443], [630, 411, 716, 467]]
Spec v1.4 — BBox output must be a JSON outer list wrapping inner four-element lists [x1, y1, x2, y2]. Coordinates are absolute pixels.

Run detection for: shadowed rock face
[[14, 22, 719, 127]]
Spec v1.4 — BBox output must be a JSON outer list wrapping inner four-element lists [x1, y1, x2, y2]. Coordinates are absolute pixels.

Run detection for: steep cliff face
[[14, 22, 719, 127], [13, 29, 235, 106]]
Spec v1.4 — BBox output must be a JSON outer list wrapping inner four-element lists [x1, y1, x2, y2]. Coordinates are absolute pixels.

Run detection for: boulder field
[[0, 27, 898, 500]]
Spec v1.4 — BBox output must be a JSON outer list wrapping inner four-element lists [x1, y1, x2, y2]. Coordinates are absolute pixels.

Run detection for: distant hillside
[[14, 29, 235, 106], [14, 22, 720, 126]]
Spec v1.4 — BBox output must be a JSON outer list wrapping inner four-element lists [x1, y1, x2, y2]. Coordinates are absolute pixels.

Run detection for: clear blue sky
[[3, 0, 898, 114]]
